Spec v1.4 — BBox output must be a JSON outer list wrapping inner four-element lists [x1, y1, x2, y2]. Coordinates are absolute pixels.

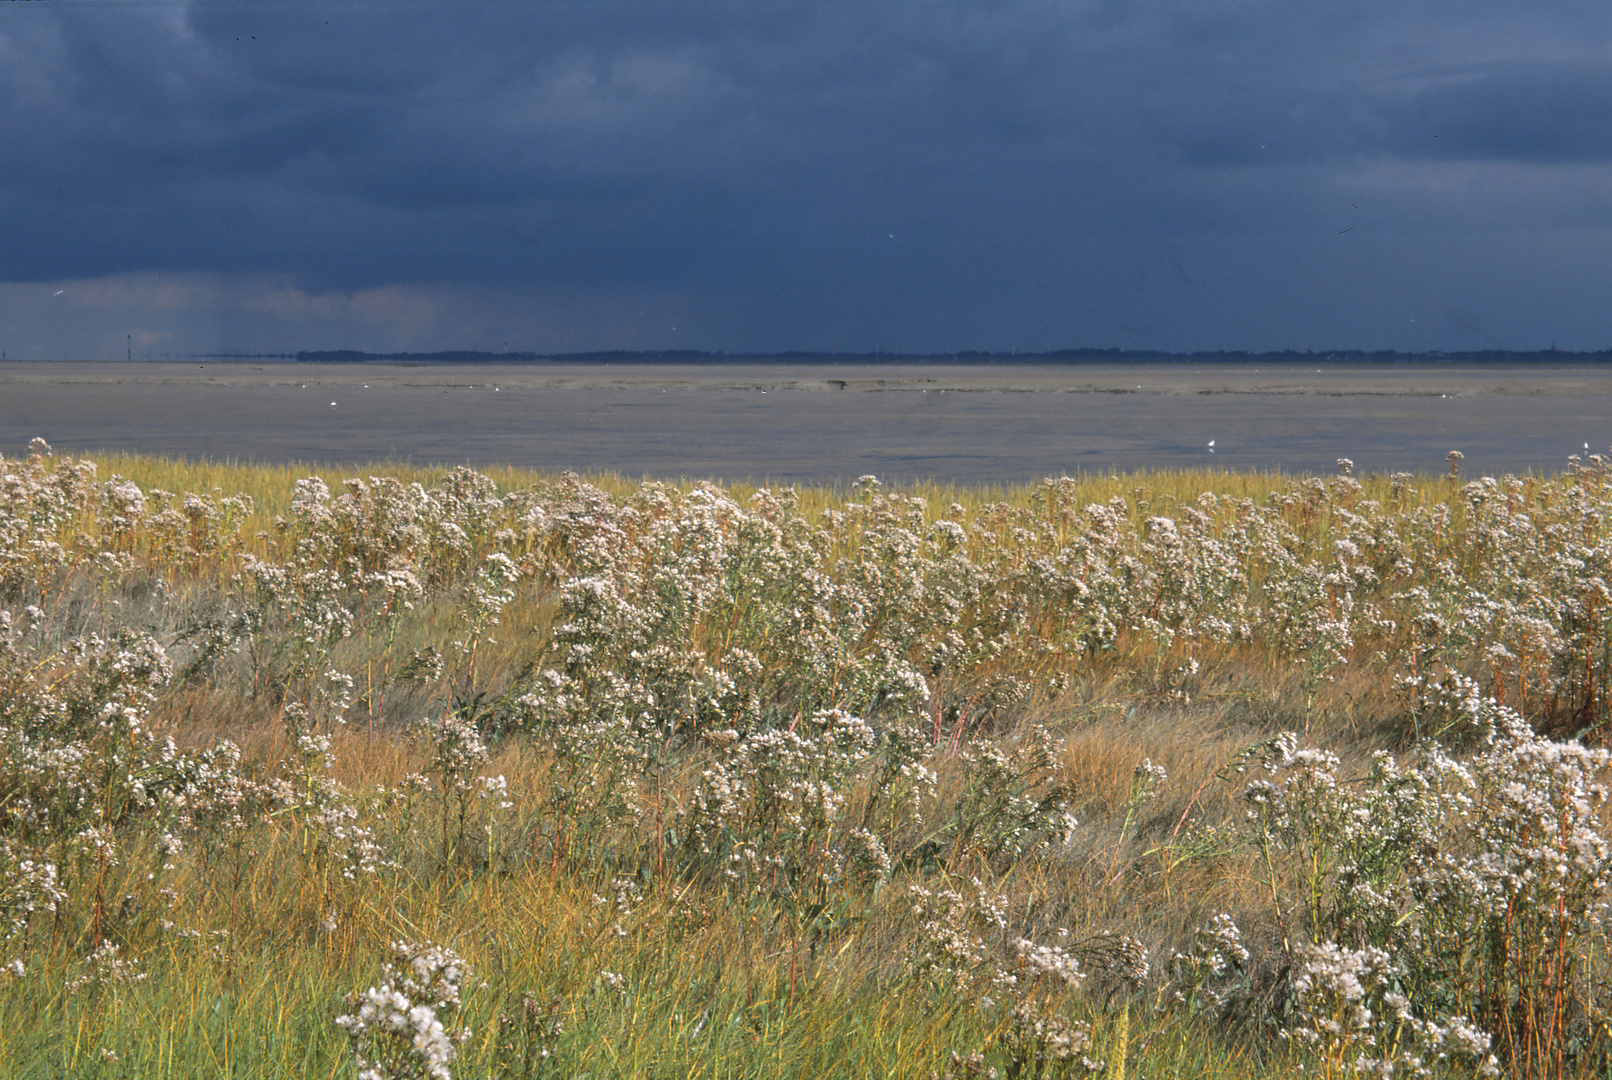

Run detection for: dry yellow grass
[[4, 449, 1610, 1078]]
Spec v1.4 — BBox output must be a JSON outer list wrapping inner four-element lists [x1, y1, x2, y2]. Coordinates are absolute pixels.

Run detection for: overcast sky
[[3, 0, 1611, 358]]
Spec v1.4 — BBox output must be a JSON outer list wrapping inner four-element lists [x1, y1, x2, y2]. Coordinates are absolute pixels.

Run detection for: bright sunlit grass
[[3, 442, 1610, 1078]]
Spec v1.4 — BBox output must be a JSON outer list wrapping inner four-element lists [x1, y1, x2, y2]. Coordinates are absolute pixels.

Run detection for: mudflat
[[3, 360, 1609, 483]]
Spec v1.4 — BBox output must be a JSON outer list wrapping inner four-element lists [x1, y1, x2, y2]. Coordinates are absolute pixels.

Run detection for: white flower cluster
[[1168, 912, 1248, 1013], [424, 714, 490, 794], [675, 709, 902, 896], [1013, 937, 1087, 989], [335, 985, 456, 1080], [65, 941, 147, 993], [907, 879, 1011, 985], [335, 940, 471, 1080], [1003, 998, 1102, 1076], [1237, 675, 1612, 1075], [1289, 941, 1500, 1079]]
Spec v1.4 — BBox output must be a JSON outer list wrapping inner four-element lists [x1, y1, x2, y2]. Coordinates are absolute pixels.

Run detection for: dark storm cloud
[[3, 0, 1612, 352], [1396, 63, 1612, 163], [1178, 62, 1612, 167]]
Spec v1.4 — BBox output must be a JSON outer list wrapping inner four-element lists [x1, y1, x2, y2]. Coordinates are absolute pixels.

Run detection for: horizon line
[[189, 345, 1612, 364]]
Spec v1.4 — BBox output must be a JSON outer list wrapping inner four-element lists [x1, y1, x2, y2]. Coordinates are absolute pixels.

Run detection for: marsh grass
[[5, 444, 1612, 1077]]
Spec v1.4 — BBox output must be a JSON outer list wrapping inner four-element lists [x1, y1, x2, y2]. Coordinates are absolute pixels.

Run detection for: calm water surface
[[3, 361, 1609, 483]]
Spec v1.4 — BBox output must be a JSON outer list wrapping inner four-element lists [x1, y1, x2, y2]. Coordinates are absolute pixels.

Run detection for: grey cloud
[[3, 0, 1612, 352], [1393, 63, 1612, 162], [1170, 59, 1612, 168]]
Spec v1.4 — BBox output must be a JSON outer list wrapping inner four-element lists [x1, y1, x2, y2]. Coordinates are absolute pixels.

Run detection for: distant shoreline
[[24, 347, 1604, 365], [308, 348, 1612, 365], [7, 359, 1612, 399]]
